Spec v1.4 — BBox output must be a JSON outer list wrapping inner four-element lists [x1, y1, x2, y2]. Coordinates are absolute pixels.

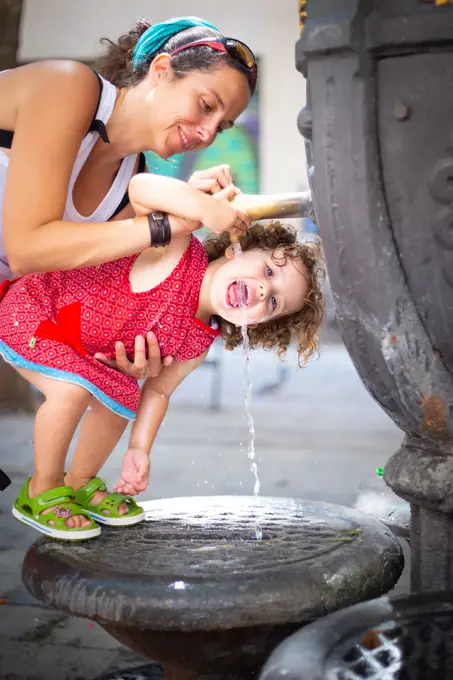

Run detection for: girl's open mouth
[[226, 281, 249, 308]]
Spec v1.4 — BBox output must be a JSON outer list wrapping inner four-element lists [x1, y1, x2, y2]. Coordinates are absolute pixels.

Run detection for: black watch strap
[[148, 211, 171, 247]]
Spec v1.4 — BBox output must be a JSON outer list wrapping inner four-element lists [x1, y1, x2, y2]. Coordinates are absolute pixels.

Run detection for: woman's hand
[[95, 331, 174, 380], [114, 448, 150, 496], [188, 164, 235, 195]]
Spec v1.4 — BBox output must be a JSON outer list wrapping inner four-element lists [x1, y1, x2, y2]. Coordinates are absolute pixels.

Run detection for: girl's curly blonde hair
[[203, 221, 325, 366]]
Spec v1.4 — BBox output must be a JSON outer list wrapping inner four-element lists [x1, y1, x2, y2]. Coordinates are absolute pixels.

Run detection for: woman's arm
[[114, 352, 208, 495], [3, 62, 151, 275], [128, 173, 250, 238]]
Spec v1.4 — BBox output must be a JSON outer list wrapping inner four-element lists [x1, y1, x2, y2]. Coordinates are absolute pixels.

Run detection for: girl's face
[[145, 57, 251, 159], [209, 248, 309, 326]]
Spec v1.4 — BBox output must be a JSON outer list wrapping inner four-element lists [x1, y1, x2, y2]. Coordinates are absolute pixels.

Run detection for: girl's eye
[[201, 99, 213, 113], [217, 127, 224, 134], [271, 296, 277, 311], [267, 266, 273, 277]]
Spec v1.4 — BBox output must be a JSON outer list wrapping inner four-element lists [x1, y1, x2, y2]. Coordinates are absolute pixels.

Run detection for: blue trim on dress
[[0, 339, 136, 421]]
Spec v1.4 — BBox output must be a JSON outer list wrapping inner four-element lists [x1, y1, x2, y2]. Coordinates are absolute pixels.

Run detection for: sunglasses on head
[[170, 37, 257, 93]]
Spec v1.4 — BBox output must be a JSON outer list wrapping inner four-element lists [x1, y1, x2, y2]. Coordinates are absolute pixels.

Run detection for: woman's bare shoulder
[[22, 60, 100, 107], [0, 61, 100, 131], [9, 59, 97, 86]]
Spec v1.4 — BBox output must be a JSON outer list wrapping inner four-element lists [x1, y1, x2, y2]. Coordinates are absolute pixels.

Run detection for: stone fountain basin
[[22, 497, 404, 679]]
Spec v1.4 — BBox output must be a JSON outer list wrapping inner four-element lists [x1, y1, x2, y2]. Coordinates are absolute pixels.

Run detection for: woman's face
[[145, 57, 251, 158]]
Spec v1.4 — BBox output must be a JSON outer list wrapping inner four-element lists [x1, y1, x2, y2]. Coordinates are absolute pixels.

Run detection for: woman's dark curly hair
[[203, 221, 325, 366], [95, 19, 252, 90]]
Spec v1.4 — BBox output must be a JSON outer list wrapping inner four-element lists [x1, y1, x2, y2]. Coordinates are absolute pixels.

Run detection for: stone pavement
[[0, 330, 408, 679]]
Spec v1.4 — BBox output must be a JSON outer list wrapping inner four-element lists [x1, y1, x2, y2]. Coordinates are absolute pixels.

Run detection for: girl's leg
[[15, 366, 92, 529], [65, 399, 129, 514]]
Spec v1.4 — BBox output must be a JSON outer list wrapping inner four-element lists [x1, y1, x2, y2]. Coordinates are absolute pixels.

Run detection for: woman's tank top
[[0, 72, 144, 281]]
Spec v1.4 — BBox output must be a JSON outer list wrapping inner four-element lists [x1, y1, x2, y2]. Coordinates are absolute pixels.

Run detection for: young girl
[[0, 174, 324, 540]]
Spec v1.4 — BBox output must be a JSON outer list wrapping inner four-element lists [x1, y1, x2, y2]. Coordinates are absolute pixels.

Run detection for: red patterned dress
[[0, 236, 220, 420]]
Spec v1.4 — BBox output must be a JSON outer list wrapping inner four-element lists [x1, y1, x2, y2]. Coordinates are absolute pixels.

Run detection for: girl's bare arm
[[128, 352, 209, 454]]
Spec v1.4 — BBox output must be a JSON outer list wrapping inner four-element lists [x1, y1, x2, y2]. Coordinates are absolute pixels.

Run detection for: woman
[[0, 15, 257, 516]]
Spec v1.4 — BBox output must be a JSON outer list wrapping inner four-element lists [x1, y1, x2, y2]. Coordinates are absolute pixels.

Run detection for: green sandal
[[73, 477, 145, 527], [12, 479, 101, 541]]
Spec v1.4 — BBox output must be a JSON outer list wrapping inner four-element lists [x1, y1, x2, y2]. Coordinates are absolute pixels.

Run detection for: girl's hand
[[95, 332, 174, 380], [201, 184, 251, 238], [211, 184, 241, 203], [170, 184, 245, 238], [114, 448, 150, 496], [188, 164, 235, 195]]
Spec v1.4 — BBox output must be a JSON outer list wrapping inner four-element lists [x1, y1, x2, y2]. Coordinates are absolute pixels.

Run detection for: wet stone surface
[[50, 497, 369, 576], [23, 496, 404, 632]]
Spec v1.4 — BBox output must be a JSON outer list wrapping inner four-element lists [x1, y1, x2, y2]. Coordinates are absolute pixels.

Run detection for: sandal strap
[[73, 478, 142, 519], [29, 485, 75, 512], [74, 477, 107, 504], [39, 501, 94, 522]]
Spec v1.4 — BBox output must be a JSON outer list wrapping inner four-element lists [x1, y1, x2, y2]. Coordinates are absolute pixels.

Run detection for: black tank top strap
[[87, 71, 110, 143], [137, 151, 147, 173], [0, 68, 109, 149], [0, 129, 13, 149], [109, 153, 147, 220]]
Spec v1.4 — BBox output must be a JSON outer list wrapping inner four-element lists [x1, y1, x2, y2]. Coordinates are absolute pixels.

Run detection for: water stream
[[232, 242, 263, 541]]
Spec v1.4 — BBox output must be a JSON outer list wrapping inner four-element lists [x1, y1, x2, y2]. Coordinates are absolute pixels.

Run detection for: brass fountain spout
[[230, 191, 314, 241]]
